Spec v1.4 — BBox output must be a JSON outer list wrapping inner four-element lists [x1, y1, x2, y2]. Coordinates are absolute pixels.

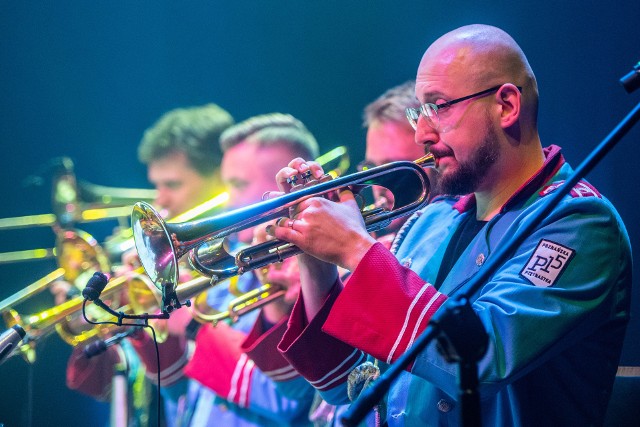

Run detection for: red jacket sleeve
[[183, 322, 253, 407], [129, 332, 191, 386], [323, 242, 448, 366], [278, 280, 367, 391], [241, 312, 302, 382], [66, 345, 123, 400]]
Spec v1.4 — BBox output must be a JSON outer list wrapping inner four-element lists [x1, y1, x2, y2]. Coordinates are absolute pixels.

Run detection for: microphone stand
[[88, 297, 170, 325], [341, 68, 640, 427]]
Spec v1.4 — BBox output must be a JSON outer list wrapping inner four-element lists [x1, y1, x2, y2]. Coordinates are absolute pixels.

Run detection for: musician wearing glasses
[[358, 80, 441, 247], [304, 81, 442, 427], [269, 25, 632, 426], [64, 104, 235, 427]]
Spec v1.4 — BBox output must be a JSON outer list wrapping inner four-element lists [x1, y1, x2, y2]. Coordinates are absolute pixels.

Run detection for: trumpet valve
[[287, 170, 312, 189], [290, 171, 333, 193]]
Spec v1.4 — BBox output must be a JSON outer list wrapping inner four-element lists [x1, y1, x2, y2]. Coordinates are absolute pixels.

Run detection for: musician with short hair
[[305, 80, 441, 426], [136, 113, 321, 426], [64, 103, 235, 426]]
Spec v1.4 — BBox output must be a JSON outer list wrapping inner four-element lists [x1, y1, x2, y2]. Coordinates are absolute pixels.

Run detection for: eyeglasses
[[357, 160, 377, 172], [405, 84, 522, 132]]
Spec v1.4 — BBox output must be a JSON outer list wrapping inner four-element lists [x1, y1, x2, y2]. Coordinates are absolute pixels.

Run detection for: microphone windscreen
[[82, 272, 109, 301], [83, 339, 108, 359]]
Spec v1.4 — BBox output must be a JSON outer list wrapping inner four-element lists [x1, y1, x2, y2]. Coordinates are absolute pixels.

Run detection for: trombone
[[2, 268, 166, 363], [0, 228, 168, 363], [132, 154, 435, 313], [0, 157, 156, 232], [0, 229, 111, 362], [0, 229, 111, 313], [0, 156, 156, 264]]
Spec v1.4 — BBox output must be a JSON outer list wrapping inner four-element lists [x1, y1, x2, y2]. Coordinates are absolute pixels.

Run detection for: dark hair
[[138, 103, 234, 176], [219, 113, 318, 160]]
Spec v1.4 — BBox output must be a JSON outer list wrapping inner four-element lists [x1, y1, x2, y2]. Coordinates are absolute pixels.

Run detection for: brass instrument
[[0, 157, 156, 232], [0, 229, 167, 362], [2, 268, 165, 363], [132, 154, 435, 312], [0, 157, 156, 264], [170, 274, 286, 326], [0, 229, 111, 313], [0, 229, 111, 363]]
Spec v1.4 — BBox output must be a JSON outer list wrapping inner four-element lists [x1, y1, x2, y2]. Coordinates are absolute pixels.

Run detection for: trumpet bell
[[131, 202, 179, 291]]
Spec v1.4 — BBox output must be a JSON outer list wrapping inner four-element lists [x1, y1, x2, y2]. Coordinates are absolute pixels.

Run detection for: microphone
[[620, 61, 640, 94], [82, 272, 110, 301], [0, 325, 26, 365], [83, 326, 143, 359]]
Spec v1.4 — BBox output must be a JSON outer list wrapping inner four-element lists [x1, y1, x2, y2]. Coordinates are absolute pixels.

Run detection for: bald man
[[271, 24, 632, 426]]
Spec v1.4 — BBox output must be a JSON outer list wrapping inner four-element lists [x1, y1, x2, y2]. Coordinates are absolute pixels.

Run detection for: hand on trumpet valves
[[270, 157, 377, 273], [275, 157, 325, 194]]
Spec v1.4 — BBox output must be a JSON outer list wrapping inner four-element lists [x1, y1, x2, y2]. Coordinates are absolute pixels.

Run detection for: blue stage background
[[1, 2, 639, 425]]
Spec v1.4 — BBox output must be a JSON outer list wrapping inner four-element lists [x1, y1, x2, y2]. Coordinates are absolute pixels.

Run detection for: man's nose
[[154, 189, 170, 209], [414, 117, 439, 147]]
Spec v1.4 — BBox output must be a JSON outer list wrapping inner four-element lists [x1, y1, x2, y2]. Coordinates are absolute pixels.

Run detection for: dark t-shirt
[[434, 209, 487, 290]]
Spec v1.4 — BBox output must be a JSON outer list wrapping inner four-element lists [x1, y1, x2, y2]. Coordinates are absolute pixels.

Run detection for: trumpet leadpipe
[[133, 154, 435, 312]]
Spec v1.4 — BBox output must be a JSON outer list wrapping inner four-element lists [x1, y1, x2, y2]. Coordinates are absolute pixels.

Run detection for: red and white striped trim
[[144, 340, 193, 386], [263, 364, 300, 382], [387, 284, 444, 364], [227, 353, 255, 407], [309, 349, 366, 391]]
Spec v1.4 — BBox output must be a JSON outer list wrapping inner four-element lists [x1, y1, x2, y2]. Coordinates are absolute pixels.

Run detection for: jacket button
[[401, 257, 412, 268], [437, 399, 452, 413], [476, 253, 485, 266]]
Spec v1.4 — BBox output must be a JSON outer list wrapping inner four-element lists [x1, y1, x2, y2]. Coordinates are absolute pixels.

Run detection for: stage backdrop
[[1, 2, 639, 426]]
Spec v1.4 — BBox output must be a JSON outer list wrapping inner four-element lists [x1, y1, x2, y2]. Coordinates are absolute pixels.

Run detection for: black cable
[[82, 299, 163, 427]]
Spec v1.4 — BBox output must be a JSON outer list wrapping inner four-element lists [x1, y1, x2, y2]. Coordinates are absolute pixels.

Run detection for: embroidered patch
[[539, 180, 601, 198], [520, 239, 575, 287]]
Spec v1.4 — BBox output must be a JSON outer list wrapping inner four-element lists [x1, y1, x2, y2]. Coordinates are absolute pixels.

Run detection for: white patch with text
[[520, 239, 575, 287]]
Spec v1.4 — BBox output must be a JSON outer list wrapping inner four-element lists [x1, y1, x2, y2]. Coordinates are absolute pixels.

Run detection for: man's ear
[[496, 84, 521, 129]]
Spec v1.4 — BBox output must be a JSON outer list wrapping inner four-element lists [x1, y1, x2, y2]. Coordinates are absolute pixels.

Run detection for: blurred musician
[[359, 80, 440, 244], [306, 81, 440, 426], [122, 113, 320, 426], [138, 103, 233, 219], [62, 103, 234, 427]]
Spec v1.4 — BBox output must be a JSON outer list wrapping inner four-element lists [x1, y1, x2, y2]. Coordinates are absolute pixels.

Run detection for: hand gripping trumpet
[[131, 154, 435, 312]]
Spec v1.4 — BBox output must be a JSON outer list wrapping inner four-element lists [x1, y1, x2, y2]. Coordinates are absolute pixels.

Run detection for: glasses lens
[[405, 108, 420, 130], [357, 160, 377, 172], [421, 104, 439, 130]]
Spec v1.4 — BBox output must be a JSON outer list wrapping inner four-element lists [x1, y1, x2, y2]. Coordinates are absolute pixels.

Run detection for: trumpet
[[0, 157, 156, 265], [132, 154, 435, 312], [162, 274, 287, 326]]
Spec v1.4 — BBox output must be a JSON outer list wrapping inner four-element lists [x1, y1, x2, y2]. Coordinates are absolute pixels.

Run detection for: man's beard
[[438, 113, 500, 195]]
